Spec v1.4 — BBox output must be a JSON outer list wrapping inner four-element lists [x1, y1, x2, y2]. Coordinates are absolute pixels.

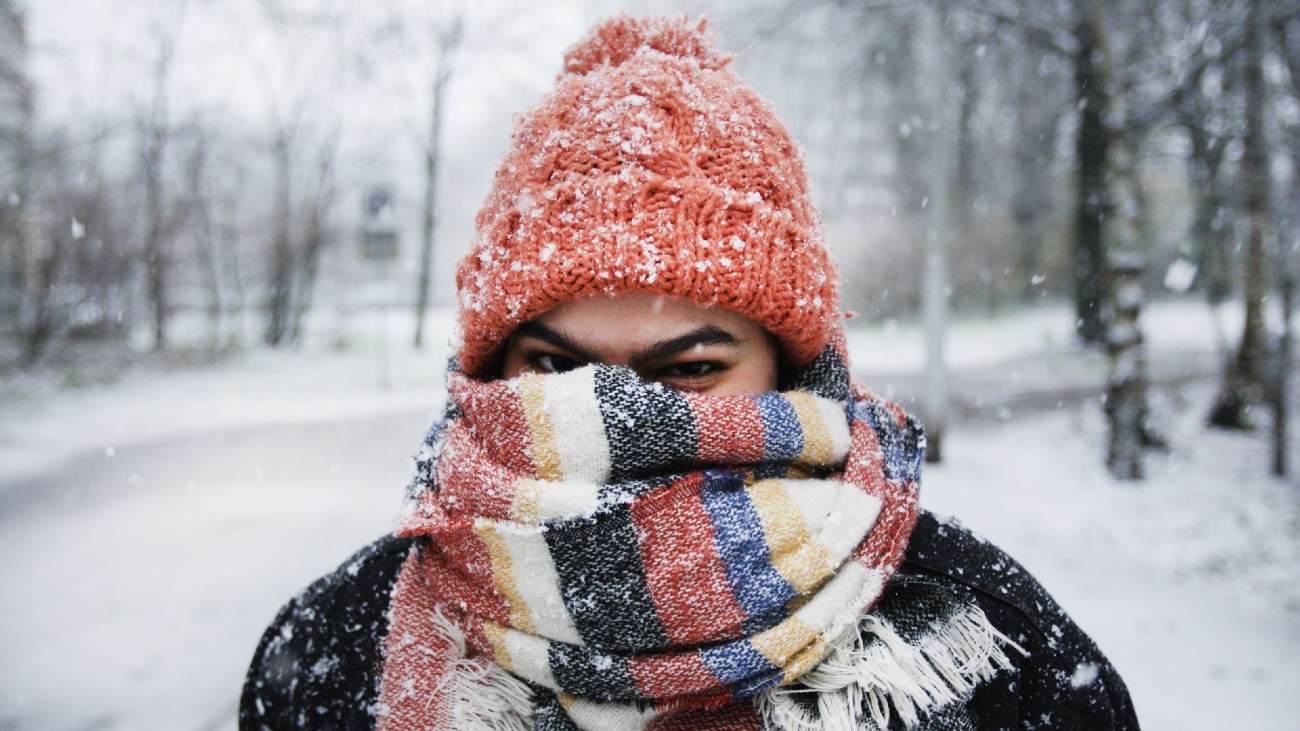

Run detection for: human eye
[[656, 360, 725, 384], [528, 352, 581, 374], [662, 361, 717, 377]]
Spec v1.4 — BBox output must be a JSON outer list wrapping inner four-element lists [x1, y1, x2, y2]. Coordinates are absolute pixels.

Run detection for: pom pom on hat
[[455, 15, 841, 377], [562, 15, 732, 75]]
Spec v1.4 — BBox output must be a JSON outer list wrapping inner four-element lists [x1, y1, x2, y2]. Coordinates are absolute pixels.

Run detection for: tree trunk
[[142, 118, 168, 351], [1210, 0, 1271, 429], [1105, 253, 1148, 480], [954, 39, 978, 237], [289, 153, 336, 346], [1011, 49, 1057, 304], [22, 231, 63, 364], [0, 0, 32, 338], [184, 138, 224, 351], [1191, 168, 1231, 304], [1275, 275, 1293, 475], [264, 134, 294, 346], [413, 31, 457, 349], [217, 173, 247, 346], [1072, 0, 1111, 345], [140, 23, 180, 353]]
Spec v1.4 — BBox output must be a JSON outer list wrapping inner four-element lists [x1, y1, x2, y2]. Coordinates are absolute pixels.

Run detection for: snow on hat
[[455, 15, 840, 377]]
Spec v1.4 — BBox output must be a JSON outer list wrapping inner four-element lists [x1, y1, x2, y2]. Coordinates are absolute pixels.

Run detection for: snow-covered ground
[[0, 302, 1296, 731]]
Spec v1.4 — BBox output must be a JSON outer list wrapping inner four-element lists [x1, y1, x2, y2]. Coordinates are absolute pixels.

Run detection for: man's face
[[499, 293, 780, 396]]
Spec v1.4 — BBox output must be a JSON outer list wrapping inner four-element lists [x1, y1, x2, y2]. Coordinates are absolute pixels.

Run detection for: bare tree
[[1209, 0, 1275, 428], [0, 0, 32, 340], [288, 138, 341, 344], [1272, 2, 1300, 473], [178, 125, 225, 350], [138, 0, 189, 351], [1165, 1, 1245, 304], [964, 0, 1145, 342], [1008, 43, 1068, 302], [264, 125, 295, 346], [412, 10, 463, 349], [255, 0, 351, 347], [1070, 0, 1117, 344], [21, 126, 137, 363]]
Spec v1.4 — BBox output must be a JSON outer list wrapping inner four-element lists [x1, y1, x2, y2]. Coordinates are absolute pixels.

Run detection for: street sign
[[360, 185, 399, 260]]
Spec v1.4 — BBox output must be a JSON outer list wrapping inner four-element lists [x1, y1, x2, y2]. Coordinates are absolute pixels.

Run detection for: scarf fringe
[[758, 597, 1024, 731], [428, 608, 536, 731]]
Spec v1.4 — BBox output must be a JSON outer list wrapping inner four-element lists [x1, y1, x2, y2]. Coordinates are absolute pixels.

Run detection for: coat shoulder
[[239, 534, 416, 731], [896, 511, 1141, 730]]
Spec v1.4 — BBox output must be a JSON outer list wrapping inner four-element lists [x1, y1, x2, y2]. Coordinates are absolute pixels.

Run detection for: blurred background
[[0, 0, 1296, 729]]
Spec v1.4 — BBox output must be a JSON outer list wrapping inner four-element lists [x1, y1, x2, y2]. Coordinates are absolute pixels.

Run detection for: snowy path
[[1, 304, 1296, 730], [0, 412, 429, 731], [921, 382, 1300, 730]]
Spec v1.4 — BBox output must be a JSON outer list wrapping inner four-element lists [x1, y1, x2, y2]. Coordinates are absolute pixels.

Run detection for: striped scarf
[[378, 345, 929, 730]]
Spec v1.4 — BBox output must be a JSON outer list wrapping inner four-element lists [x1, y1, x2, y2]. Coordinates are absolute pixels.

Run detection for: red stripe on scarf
[[628, 650, 729, 702], [452, 373, 538, 476], [632, 473, 747, 646], [644, 703, 765, 731], [421, 529, 514, 629], [376, 549, 457, 731], [845, 405, 919, 576], [436, 421, 522, 521], [688, 393, 767, 464]]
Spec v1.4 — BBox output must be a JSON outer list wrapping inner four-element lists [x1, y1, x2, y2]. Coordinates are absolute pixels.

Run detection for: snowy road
[[0, 411, 430, 731]]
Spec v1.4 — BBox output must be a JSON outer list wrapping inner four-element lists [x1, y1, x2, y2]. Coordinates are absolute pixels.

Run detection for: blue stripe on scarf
[[853, 401, 924, 484], [731, 667, 786, 700], [700, 638, 781, 686], [699, 471, 796, 622], [752, 393, 803, 461]]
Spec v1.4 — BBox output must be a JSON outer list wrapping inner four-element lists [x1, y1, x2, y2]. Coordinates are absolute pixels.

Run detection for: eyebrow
[[629, 326, 739, 369], [512, 322, 741, 369], [512, 321, 601, 363]]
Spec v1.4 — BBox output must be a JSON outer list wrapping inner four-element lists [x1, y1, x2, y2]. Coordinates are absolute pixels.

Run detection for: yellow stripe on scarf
[[509, 478, 543, 524], [477, 523, 538, 635], [483, 620, 515, 672], [750, 615, 819, 668], [747, 479, 834, 594], [517, 374, 563, 480], [787, 392, 835, 466]]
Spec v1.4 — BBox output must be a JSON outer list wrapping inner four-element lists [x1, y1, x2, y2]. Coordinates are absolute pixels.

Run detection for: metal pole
[[920, 1, 952, 463], [377, 258, 392, 391]]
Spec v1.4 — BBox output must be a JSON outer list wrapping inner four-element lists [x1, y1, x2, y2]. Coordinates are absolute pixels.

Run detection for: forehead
[[531, 294, 763, 350]]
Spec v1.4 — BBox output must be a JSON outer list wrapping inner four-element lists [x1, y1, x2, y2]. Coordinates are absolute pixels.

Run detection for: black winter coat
[[240, 511, 1140, 730]]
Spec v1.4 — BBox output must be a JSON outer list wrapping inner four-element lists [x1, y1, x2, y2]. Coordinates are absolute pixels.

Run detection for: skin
[[499, 293, 780, 396]]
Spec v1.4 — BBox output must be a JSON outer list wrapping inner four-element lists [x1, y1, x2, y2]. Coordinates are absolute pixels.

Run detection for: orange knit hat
[[455, 15, 840, 377]]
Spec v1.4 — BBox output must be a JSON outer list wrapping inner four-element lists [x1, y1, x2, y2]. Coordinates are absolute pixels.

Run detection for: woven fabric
[[454, 15, 840, 376], [376, 343, 925, 729]]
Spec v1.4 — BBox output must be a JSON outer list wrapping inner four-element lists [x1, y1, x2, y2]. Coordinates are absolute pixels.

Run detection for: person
[[240, 15, 1139, 731]]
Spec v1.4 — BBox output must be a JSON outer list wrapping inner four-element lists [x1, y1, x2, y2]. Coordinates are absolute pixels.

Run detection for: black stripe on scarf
[[785, 343, 851, 401], [544, 504, 670, 652], [594, 367, 698, 480], [548, 642, 642, 701]]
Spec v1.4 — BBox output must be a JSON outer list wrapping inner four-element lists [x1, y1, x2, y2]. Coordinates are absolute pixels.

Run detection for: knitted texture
[[455, 15, 840, 377], [377, 343, 926, 729]]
